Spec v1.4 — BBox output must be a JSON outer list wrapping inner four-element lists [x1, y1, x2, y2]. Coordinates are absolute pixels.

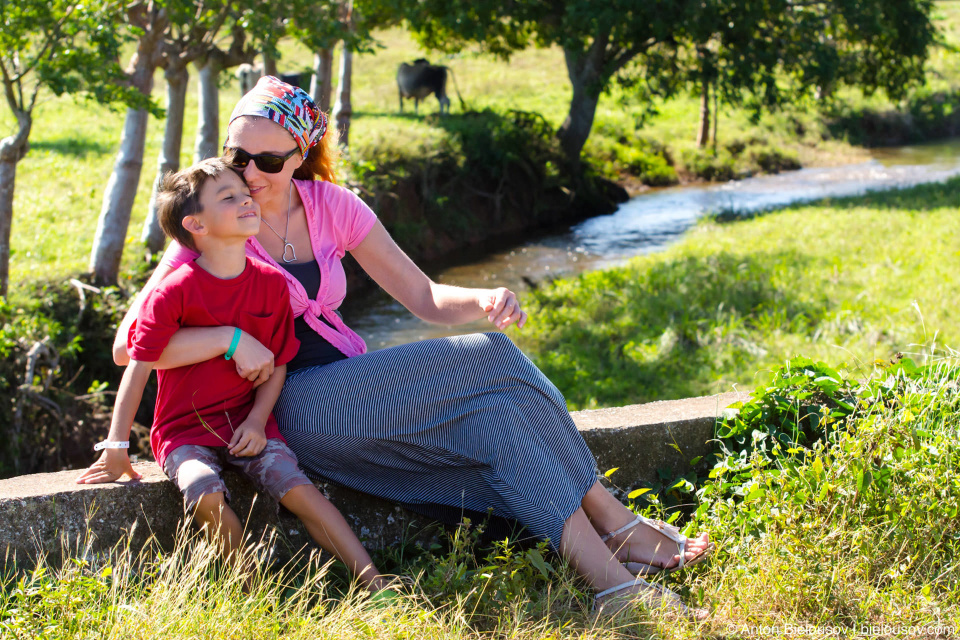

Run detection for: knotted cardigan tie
[[245, 181, 368, 359]]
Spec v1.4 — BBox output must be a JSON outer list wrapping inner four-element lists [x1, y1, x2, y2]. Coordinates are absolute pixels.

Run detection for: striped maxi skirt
[[273, 332, 598, 549]]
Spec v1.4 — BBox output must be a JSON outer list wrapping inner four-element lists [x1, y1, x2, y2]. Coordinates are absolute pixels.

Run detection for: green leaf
[[525, 549, 553, 579], [603, 467, 619, 478], [628, 488, 652, 499]]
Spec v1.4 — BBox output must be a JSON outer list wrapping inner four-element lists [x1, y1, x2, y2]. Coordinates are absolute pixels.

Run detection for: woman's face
[[224, 116, 303, 209]]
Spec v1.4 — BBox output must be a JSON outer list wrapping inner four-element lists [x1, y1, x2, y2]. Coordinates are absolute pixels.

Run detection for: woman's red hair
[[294, 123, 340, 184]]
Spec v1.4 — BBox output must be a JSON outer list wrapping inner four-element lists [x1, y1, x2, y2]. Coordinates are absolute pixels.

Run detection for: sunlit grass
[[4, 355, 959, 639]]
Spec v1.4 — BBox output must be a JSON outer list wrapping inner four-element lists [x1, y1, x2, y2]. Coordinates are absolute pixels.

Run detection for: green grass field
[[518, 177, 960, 410]]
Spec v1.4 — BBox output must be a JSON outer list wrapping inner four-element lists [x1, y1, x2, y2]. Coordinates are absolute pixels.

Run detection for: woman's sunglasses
[[223, 145, 298, 174]]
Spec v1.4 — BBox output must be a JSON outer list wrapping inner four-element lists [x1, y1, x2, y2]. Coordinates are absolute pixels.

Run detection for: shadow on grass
[[30, 138, 113, 158], [526, 250, 828, 408]]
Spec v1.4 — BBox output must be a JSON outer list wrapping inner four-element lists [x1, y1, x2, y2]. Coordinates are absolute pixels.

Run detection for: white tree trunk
[[194, 59, 221, 162], [0, 158, 16, 299], [333, 2, 354, 149], [332, 44, 353, 148], [0, 110, 31, 298], [262, 52, 278, 77], [89, 108, 150, 285], [310, 49, 334, 114], [142, 64, 189, 253]]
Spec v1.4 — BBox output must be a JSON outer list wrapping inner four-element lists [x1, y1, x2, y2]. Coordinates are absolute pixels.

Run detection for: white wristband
[[94, 440, 130, 451]]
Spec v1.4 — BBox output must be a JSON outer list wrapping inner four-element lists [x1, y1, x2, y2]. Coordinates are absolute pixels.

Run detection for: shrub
[[680, 148, 737, 182]]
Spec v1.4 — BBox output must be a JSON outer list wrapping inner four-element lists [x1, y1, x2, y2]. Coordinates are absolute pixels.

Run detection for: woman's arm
[[350, 222, 528, 329], [113, 262, 276, 385]]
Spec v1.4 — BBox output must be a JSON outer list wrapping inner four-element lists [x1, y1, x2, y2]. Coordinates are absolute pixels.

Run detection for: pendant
[[282, 242, 297, 263]]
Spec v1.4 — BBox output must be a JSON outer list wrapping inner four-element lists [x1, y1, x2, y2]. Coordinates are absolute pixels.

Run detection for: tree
[[681, 0, 937, 148], [88, 1, 168, 286], [393, 0, 691, 167], [392, 0, 937, 166], [0, 0, 144, 296], [141, 1, 236, 253]]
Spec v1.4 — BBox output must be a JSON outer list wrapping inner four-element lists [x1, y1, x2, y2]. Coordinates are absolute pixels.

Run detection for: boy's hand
[[228, 419, 267, 457], [76, 449, 143, 484]]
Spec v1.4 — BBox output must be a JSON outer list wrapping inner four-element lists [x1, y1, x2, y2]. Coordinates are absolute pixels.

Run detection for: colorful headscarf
[[229, 75, 327, 159]]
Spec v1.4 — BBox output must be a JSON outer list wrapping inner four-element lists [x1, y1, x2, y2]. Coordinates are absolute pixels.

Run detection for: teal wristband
[[224, 327, 242, 360]]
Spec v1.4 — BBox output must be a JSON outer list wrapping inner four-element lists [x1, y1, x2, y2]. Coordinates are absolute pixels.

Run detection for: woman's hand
[[479, 288, 527, 330], [232, 330, 275, 388]]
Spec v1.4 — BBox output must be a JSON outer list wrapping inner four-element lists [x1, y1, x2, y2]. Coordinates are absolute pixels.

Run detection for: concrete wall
[[0, 392, 741, 567]]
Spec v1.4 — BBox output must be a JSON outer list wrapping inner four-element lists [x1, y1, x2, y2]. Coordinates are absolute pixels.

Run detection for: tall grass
[[4, 355, 959, 639]]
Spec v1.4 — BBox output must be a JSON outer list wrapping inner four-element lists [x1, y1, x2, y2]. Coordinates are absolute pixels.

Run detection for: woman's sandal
[[592, 577, 708, 621], [601, 515, 716, 577]]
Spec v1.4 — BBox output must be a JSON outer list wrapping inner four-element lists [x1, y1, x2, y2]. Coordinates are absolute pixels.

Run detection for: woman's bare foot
[[603, 516, 714, 573]]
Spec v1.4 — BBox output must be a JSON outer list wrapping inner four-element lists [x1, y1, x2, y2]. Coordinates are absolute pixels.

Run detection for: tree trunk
[[333, 1, 354, 148], [194, 59, 221, 162], [262, 51, 278, 77], [142, 63, 189, 254], [697, 80, 711, 149], [311, 49, 334, 114], [89, 108, 151, 285], [557, 47, 601, 168], [0, 110, 31, 298], [712, 80, 719, 155], [89, 8, 167, 286]]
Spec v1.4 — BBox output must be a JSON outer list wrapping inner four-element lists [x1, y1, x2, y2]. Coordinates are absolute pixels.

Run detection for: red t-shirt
[[128, 258, 300, 467]]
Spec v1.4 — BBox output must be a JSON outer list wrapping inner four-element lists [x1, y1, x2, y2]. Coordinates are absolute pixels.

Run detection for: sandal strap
[[599, 515, 643, 543], [595, 577, 653, 601]]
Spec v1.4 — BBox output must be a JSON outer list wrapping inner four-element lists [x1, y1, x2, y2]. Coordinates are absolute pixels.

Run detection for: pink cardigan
[[161, 180, 377, 358]]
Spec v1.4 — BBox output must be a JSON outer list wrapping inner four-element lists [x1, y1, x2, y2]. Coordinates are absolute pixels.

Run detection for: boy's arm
[[76, 360, 155, 484], [228, 363, 287, 457]]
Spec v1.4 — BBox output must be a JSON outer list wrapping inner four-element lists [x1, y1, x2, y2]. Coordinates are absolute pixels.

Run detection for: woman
[[113, 76, 712, 615]]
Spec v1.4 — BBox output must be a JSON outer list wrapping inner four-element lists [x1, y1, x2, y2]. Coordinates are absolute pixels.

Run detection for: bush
[[0, 275, 152, 478], [746, 145, 801, 173], [680, 148, 737, 181], [687, 355, 960, 623], [584, 137, 678, 186]]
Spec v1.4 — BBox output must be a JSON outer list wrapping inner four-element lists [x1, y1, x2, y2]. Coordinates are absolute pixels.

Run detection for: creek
[[344, 138, 960, 351]]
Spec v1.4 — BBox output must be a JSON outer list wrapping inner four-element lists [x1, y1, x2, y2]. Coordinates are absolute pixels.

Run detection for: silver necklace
[[260, 184, 297, 263]]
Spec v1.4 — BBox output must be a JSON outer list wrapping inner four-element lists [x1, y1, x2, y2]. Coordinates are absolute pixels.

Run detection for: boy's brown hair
[[156, 157, 236, 251]]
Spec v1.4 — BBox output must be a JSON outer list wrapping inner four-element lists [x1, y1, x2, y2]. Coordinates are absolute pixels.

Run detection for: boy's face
[[191, 170, 261, 242]]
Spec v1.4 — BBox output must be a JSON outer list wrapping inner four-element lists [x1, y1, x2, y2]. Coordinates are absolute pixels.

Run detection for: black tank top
[[281, 260, 348, 372]]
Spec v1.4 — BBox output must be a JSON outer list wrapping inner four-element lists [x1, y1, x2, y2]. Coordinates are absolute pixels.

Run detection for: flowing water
[[345, 138, 960, 350]]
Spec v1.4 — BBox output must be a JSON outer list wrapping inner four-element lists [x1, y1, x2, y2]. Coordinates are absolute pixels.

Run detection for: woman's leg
[[560, 507, 707, 618], [580, 481, 711, 568]]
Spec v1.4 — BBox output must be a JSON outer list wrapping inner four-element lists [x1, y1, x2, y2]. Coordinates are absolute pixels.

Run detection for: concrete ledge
[[0, 392, 742, 567]]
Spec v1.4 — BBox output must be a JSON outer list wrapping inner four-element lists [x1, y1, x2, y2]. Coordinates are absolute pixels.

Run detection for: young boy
[[77, 158, 386, 592]]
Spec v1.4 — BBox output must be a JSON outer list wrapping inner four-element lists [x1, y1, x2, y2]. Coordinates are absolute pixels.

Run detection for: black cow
[[237, 63, 303, 96], [397, 58, 463, 115]]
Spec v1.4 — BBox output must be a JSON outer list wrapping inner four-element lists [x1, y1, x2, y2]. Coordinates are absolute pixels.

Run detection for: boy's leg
[[193, 491, 244, 559], [230, 439, 387, 591], [280, 484, 386, 590], [165, 445, 244, 559]]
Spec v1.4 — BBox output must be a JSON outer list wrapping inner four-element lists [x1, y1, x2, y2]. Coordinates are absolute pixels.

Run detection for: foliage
[[826, 86, 960, 146], [682, 354, 960, 629], [585, 137, 678, 186], [0, 275, 153, 478]]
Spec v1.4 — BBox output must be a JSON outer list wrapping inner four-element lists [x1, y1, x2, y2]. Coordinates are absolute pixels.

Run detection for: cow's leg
[[438, 93, 450, 115], [398, 87, 404, 113], [414, 98, 419, 114]]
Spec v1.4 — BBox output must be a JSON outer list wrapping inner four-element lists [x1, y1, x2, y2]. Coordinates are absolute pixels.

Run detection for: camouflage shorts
[[163, 439, 312, 511]]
